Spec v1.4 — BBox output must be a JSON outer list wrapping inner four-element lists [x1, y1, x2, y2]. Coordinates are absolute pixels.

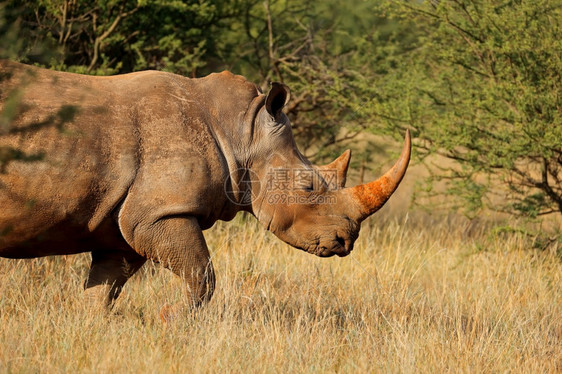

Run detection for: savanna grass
[[0, 213, 560, 373]]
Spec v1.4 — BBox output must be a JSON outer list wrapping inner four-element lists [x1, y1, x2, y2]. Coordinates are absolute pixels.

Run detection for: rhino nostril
[[335, 235, 346, 248]]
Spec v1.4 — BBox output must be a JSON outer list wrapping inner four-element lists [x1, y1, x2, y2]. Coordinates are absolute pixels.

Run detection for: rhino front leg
[[84, 250, 146, 309], [120, 215, 216, 307]]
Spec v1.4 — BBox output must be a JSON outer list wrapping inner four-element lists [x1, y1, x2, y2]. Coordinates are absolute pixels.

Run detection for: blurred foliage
[[0, 3, 78, 172], [3, 0, 251, 75], [375, 0, 562, 218], [1, 0, 561, 219]]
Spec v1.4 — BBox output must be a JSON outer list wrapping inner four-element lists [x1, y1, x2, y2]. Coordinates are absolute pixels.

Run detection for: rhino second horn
[[345, 130, 411, 222], [317, 149, 351, 189]]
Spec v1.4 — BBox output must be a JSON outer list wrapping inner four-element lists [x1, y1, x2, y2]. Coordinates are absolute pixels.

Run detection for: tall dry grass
[[0, 213, 560, 373]]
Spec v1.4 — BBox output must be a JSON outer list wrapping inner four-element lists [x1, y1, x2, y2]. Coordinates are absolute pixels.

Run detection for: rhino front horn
[[346, 130, 411, 222]]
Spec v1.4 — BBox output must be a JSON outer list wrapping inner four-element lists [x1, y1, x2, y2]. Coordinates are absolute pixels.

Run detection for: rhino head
[[234, 82, 411, 258]]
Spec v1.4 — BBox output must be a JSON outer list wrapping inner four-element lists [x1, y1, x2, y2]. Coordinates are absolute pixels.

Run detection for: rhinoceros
[[0, 60, 410, 308]]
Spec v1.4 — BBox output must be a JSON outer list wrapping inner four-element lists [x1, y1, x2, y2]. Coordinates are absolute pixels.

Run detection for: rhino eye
[[294, 171, 316, 192]]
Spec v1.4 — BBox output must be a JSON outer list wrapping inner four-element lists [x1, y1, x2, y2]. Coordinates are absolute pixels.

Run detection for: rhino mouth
[[317, 248, 350, 258], [303, 236, 354, 258]]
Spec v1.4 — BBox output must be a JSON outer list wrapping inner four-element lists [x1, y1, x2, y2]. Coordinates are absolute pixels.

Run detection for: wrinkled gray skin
[[0, 60, 410, 309]]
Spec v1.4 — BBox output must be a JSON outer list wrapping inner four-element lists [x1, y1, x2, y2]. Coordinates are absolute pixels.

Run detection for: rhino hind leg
[[84, 250, 146, 309]]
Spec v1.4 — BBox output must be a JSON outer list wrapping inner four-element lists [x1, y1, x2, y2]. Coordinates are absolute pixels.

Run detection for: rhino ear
[[265, 82, 290, 118]]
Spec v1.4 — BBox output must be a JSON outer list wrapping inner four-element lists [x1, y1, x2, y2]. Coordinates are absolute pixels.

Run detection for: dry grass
[[0, 213, 560, 373]]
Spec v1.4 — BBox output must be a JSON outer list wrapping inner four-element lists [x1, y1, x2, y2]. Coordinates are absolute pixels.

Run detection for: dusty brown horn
[[345, 130, 411, 222], [317, 149, 351, 189]]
